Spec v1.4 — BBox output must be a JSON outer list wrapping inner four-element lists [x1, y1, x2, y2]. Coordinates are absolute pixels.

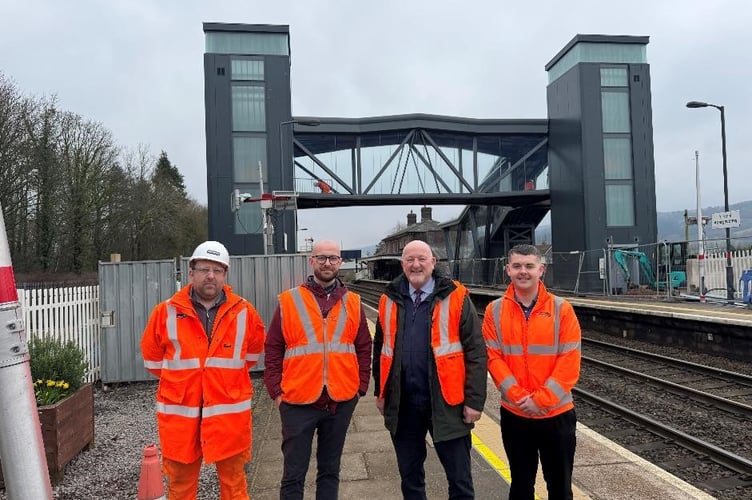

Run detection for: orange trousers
[[162, 449, 250, 500]]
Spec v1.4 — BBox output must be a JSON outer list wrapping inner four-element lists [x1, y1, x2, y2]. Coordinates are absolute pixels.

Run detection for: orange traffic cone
[[137, 444, 166, 500]]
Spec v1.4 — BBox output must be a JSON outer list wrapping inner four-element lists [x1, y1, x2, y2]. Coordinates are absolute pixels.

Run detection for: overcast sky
[[1, 0, 749, 250]]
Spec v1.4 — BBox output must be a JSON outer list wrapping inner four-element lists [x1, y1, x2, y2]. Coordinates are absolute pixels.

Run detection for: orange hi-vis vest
[[378, 282, 468, 406], [278, 286, 362, 404], [482, 284, 581, 419], [141, 285, 265, 464]]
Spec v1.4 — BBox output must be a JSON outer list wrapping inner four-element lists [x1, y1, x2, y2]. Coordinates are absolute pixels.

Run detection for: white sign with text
[[711, 210, 741, 229]]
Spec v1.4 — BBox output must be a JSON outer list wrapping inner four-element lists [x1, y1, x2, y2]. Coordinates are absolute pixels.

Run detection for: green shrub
[[29, 336, 88, 405]]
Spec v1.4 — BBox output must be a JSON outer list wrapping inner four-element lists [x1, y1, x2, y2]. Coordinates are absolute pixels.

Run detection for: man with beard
[[141, 240, 265, 499], [264, 239, 372, 499]]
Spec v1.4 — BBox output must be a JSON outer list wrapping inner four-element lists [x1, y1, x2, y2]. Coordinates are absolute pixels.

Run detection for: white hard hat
[[190, 241, 230, 269]]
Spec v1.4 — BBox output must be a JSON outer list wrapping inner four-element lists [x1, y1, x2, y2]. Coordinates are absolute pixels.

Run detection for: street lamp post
[[277, 118, 320, 253], [686, 100, 734, 303], [694, 150, 706, 303]]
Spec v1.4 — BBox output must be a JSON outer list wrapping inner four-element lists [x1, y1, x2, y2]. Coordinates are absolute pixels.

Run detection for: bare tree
[[57, 112, 118, 273]]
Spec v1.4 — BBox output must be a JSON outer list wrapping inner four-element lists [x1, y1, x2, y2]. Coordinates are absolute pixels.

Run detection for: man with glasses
[[141, 240, 266, 499], [373, 239, 487, 499], [264, 239, 372, 499]]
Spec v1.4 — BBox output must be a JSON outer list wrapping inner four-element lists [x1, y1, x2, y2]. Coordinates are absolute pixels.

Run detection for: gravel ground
[[1, 376, 266, 500], [583, 329, 752, 375]]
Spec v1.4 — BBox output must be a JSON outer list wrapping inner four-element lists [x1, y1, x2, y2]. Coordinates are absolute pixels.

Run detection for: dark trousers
[[391, 404, 474, 500], [499, 407, 577, 500], [279, 397, 358, 500]]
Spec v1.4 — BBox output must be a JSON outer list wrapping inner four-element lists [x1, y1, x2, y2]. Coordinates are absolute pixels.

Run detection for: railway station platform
[[246, 313, 714, 499], [247, 376, 712, 499]]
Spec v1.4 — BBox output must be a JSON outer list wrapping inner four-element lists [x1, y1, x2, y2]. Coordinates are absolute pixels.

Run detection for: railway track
[[347, 279, 752, 497]]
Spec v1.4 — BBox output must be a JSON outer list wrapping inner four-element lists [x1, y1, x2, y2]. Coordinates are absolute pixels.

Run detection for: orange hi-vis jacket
[[141, 284, 265, 464], [278, 286, 362, 404], [378, 282, 468, 406], [482, 282, 581, 419]]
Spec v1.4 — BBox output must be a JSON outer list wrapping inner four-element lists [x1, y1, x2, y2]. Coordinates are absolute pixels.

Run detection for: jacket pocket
[[221, 369, 251, 400], [158, 380, 187, 404]]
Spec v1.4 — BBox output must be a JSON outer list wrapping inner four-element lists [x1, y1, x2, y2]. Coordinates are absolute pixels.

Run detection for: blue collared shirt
[[409, 278, 435, 304]]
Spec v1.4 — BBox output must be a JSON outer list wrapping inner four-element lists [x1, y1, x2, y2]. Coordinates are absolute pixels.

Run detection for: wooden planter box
[[0, 383, 94, 487], [39, 382, 95, 482]]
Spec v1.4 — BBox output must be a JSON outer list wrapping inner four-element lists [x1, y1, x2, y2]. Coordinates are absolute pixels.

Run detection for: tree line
[[0, 73, 207, 277]]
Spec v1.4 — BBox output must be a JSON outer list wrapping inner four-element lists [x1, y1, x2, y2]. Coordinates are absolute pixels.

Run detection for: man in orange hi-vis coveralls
[[483, 244, 581, 500], [141, 241, 266, 499]]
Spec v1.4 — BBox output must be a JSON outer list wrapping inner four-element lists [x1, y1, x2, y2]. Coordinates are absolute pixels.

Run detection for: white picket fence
[[686, 249, 752, 299], [17, 286, 101, 383]]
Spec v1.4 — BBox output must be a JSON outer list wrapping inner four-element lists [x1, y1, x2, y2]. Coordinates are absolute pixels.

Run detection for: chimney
[[420, 206, 432, 222], [407, 211, 417, 225]]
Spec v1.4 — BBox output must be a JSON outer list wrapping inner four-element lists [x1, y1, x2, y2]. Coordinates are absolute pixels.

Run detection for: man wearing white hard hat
[[141, 240, 265, 499]]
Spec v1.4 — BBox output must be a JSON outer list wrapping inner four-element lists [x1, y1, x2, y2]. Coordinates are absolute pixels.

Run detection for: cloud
[[2, 0, 750, 248]]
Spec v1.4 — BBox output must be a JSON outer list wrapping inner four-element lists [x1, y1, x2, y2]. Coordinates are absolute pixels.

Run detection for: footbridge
[[287, 113, 551, 258]]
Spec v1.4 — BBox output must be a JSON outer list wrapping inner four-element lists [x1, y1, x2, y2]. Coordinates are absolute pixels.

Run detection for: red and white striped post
[[0, 204, 53, 499]]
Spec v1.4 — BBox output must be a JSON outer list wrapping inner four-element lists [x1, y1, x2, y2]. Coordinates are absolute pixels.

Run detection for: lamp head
[[686, 101, 709, 108]]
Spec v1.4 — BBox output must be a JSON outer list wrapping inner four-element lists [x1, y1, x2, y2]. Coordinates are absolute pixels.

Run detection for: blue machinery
[[612, 249, 687, 291]]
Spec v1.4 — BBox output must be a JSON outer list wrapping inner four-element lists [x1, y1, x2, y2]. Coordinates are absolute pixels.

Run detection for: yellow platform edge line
[[471, 431, 542, 500]]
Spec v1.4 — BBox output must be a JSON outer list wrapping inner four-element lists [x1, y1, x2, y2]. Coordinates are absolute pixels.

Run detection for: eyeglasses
[[312, 255, 342, 264], [193, 267, 227, 276]]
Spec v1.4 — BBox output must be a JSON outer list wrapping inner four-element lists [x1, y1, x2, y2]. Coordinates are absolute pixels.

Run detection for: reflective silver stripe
[[330, 292, 349, 345], [381, 297, 395, 358], [434, 296, 464, 356], [553, 296, 563, 348], [484, 339, 502, 350], [156, 402, 200, 418], [290, 288, 318, 346], [205, 357, 246, 369], [284, 288, 355, 360], [528, 344, 560, 355], [328, 344, 356, 354], [234, 309, 247, 360], [494, 294, 576, 410], [202, 399, 252, 418], [286, 344, 325, 357], [205, 309, 249, 369], [162, 358, 201, 370], [526, 296, 566, 355], [499, 374, 520, 401], [246, 353, 260, 361], [559, 341, 581, 354], [166, 305, 181, 358], [158, 304, 201, 371], [502, 344, 524, 356], [550, 393, 574, 408], [490, 298, 503, 347], [144, 360, 162, 369], [492, 296, 567, 356], [490, 298, 524, 354], [545, 378, 567, 400]]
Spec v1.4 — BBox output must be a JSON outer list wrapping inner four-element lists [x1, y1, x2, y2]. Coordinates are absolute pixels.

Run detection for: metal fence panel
[[99, 260, 177, 383]]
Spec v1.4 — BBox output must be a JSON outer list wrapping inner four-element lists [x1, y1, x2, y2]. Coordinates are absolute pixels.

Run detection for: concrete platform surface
[[248, 376, 712, 499]]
